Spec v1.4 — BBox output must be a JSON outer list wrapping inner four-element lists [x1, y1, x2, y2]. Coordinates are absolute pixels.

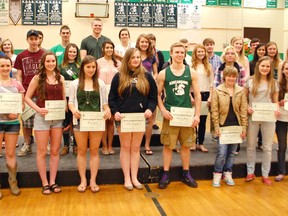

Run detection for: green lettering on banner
[[218, 0, 230, 6], [181, 0, 193, 3], [206, 0, 217, 5], [167, 0, 179, 3], [266, 0, 277, 8], [231, 0, 241, 7]]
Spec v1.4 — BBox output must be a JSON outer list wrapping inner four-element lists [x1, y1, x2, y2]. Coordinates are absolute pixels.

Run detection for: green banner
[[218, 0, 230, 6], [231, 0, 241, 6], [141, 0, 154, 2], [206, 0, 217, 5], [155, 0, 166, 2], [167, 0, 179, 3], [266, 0, 277, 8], [285, 0, 288, 8]]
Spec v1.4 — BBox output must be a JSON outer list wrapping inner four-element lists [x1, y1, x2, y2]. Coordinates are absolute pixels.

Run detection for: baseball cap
[[27, 29, 39, 38]]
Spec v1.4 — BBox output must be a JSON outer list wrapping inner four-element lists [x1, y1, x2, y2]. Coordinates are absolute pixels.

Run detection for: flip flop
[[109, 150, 116, 155], [145, 149, 153, 155], [77, 185, 87, 193], [90, 185, 100, 193]]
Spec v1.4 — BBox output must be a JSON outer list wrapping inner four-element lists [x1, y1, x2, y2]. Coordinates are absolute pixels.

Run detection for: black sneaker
[[152, 124, 159, 130], [158, 173, 170, 189], [181, 173, 198, 188], [30, 135, 34, 144]]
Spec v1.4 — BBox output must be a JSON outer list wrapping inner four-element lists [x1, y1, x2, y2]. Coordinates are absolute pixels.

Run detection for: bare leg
[[89, 131, 102, 186], [49, 128, 62, 185], [130, 132, 144, 186]]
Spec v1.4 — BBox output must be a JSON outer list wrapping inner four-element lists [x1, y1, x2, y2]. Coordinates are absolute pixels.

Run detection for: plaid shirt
[[209, 54, 222, 74], [214, 62, 246, 87]]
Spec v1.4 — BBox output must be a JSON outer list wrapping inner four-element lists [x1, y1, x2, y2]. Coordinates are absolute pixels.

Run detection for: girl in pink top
[[97, 41, 121, 155]]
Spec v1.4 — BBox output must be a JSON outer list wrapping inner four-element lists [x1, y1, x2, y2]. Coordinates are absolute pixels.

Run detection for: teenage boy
[[157, 43, 201, 189], [50, 25, 71, 65], [15, 29, 44, 156]]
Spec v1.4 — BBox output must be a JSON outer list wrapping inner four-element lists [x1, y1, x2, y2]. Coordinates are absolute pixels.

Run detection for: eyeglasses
[[225, 52, 236, 55]]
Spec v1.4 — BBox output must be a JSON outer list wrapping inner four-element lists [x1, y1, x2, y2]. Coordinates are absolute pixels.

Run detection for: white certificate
[[284, 93, 288, 100], [200, 101, 209, 116], [284, 102, 288, 111], [219, 126, 243, 145], [252, 103, 277, 122], [170, 107, 195, 127], [120, 113, 145, 132], [0, 93, 22, 114], [21, 103, 36, 121], [45, 100, 66, 121], [80, 111, 105, 131], [65, 80, 72, 97]]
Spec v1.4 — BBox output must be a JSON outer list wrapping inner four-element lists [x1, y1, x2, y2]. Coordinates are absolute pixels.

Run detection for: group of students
[[0, 23, 287, 199]]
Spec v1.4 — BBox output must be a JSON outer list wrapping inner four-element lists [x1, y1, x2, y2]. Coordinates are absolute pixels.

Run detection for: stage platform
[[0, 133, 287, 188]]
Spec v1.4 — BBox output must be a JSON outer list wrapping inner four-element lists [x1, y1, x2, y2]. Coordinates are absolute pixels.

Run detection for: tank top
[[36, 82, 63, 108], [164, 65, 192, 111]]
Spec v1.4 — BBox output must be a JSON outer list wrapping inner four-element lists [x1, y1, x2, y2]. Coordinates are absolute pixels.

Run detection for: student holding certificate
[[108, 48, 157, 190], [245, 56, 280, 186], [275, 60, 288, 182], [68, 55, 111, 193], [97, 41, 121, 155], [59, 43, 80, 156], [211, 66, 247, 187], [0, 56, 25, 199], [157, 43, 201, 189], [25, 51, 66, 195]]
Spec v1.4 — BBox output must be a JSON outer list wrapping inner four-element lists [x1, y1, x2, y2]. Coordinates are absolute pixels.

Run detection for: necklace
[[85, 91, 91, 105]]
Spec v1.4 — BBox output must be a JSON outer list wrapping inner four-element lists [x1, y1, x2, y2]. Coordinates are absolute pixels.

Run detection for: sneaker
[[245, 174, 256, 182], [152, 124, 159, 130], [223, 171, 235, 186], [181, 173, 198, 188], [158, 173, 170, 189], [17, 143, 32, 157], [262, 177, 272, 186], [60, 146, 69, 156], [212, 172, 222, 187], [211, 136, 218, 142]]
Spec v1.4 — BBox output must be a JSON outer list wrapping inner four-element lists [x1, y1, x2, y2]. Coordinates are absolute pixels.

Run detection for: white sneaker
[[212, 172, 222, 187], [17, 143, 32, 157], [224, 171, 235, 186]]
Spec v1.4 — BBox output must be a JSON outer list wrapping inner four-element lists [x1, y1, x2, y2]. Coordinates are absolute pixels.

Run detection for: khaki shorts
[[160, 118, 196, 149]]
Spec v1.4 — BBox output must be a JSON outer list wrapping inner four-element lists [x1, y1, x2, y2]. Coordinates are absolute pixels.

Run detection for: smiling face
[[2, 40, 12, 53], [256, 46, 266, 58], [258, 60, 271, 77], [196, 47, 206, 60], [225, 74, 237, 87], [84, 61, 97, 78], [171, 46, 185, 64], [204, 42, 214, 54], [103, 43, 114, 57], [282, 62, 288, 80], [119, 30, 130, 43], [60, 29, 71, 43], [44, 54, 57, 72], [232, 39, 243, 53], [67, 46, 78, 61], [138, 37, 149, 52], [0, 58, 12, 78], [128, 50, 141, 71], [27, 35, 39, 50], [267, 44, 277, 58], [224, 48, 236, 63], [91, 20, 102, 36]]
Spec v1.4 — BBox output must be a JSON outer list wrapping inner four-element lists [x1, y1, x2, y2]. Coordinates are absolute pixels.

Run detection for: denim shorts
[[22, 97, 37, 128], [0, 123, 20, 134], [34, 113, 63, 130]]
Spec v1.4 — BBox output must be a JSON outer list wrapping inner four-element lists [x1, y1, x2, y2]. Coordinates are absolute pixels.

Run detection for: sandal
[[77, 185, 87, 193], [197, 145, 208, 153], [190, 147, 196, 151], [145, 149, 153, 155], [109, 150, 116, 155], [90, 185, 100, 193], [42, 185, 52, 195], [101, 150, 109, 155], [50, 184, 61, 193], [275, 175, 284, 182]]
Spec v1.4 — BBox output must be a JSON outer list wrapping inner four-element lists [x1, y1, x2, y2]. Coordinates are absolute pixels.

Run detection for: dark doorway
[[244, 27, 270, 43]]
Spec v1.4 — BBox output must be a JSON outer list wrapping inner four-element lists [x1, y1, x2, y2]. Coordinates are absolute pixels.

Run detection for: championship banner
[[140, 1, 153, 27], [153, 3, 165, 28], [165, 3, 177, 28], [0, 0, 9, 25], [9, 0, 21, 25], [49, 0, 62, 25], [35, 0, 48, 25], [114, 1, 128, 27], [127, 1, 140, 27], [22, 0, 35, 25]]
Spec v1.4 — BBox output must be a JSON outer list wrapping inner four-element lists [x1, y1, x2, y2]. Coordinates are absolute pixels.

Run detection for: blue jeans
[[214, 141, 238, 173], [276, 121, 288, 175]]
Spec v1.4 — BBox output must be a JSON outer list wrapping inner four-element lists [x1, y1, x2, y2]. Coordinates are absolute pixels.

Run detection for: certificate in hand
[[200, 102, 209, 116], [45, 100, 66, 121], [252, 103, 277, 122], [21, 103, 36, 121], [80, 111, 105, 131], [219, 126, 243, 145], [120, 113, 145, 132], [0, 93, 22, 114], [170, 106, 195, 127], [65, 80, 72, 97], [284, 93, 288, 100]]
